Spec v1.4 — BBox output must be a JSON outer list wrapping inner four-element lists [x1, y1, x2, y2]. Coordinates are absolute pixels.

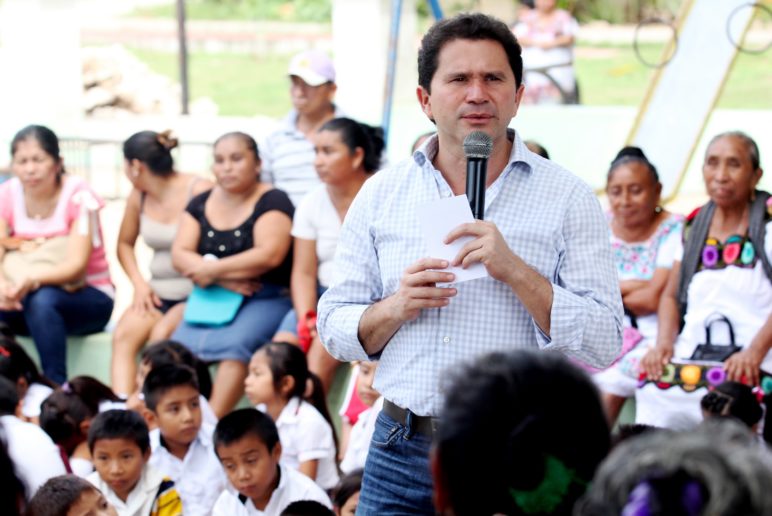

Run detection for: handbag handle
[[704, 313, 736, 347]]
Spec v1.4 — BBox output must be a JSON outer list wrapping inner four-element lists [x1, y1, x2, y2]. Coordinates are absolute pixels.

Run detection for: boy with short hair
[[212, 408, 331, 515], [143, 364, 225, 515], [87, 409, 182, 516]]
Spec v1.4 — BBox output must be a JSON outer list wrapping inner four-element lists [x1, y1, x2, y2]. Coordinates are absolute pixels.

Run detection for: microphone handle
[[466, 158, 487, 220]]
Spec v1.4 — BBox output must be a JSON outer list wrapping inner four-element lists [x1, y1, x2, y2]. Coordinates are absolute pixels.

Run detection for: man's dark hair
[[0, 376, 19, 417], [213, 408, 280, 456], [418, 12, 523, 92], [87, 409, 150, 454], [26, 475, 98, 516], [280, 500, 334, 516], [142, 363, 199, 412]]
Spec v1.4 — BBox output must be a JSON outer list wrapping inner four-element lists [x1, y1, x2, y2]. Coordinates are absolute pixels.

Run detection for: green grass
[[574, 43, 772, 110], [127, 42, 772, 117], [131, 0, 331, 23], [129, 48, 293, 117]]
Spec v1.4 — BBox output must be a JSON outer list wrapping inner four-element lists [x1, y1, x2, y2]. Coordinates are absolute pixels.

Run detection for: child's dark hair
[[87, 409, 150, 454], [260, 342, 338, 454], [701, 381, 763, 429], [280, 500, 334, 516], [608, 145, 659, 184], [25, 475, 99, 516], [437, 350, 610, 516], [318, 118, 385, 173], [0, 376, 20, 416], [0, 335, 56, 391], [0, 426, 26, 514], [142, 363, 199, 412], [332, 469, 363, 510], [577, 419, 772, 515], [123, 130, 177, 176], [213, 408, 280, 456], [39, 377, 120, 452], [141, 340, 212, 399]]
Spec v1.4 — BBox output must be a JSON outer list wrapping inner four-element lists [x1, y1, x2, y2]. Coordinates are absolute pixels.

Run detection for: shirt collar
[[413, 128, 534, 176], [158, 424, 211, 455], [276, 397, 302, 425]]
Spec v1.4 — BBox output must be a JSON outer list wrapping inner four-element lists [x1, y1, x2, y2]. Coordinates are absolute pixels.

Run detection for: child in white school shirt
[[87, 410, 182, 516], [143, 364, 226, 515], [212, 408, 331, 515], [244, 342, 339, 491], [340, 361, 382, 474]]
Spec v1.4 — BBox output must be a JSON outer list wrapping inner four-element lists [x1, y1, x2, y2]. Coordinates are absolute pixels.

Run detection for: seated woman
[[171, 132, 293, 417], [0, 125, 113, 384], [513, 0, 579, 104], [593, 147, 683, 424], [638, 131, 771, 430], [273, 117, 384, 391], [111, 130, 212, 397], [432, 350, 610, 516]]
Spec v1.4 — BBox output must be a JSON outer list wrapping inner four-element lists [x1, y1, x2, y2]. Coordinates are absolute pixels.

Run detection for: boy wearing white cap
[[260, 50, 344, 206]]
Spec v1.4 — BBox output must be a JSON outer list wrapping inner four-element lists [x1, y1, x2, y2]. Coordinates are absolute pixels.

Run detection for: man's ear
[[431, 447, 452, 515], [417, 86, 433, 121]]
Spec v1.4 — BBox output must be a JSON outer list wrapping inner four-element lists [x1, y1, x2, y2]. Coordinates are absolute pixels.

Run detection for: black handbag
[[689, 314, 742, 362]]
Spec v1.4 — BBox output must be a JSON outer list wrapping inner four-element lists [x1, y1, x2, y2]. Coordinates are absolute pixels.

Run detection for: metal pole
[[381, 0, 403, 144], [427, 0, 443, 20], [176, 0, 190, 115]]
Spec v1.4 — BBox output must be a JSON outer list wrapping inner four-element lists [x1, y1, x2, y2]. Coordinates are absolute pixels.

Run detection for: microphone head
[[463, 131, 493, 159]]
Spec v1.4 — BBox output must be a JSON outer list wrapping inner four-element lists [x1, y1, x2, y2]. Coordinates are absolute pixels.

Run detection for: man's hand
[[446, 221, 518, 285], [388, 258, 457, 323], [640, 344, 674, 380], [724, 348, 764, 386]]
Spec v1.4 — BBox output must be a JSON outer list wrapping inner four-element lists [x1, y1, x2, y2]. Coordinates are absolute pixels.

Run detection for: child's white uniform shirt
[[0, 414, 66, 498], [211, 464, 331, 515], [269, 397, 339, 490], [21, 382, 53, 419], [87, 463, 172, 516], [148, 423, 225, 516], [340, 396, 383, 474]]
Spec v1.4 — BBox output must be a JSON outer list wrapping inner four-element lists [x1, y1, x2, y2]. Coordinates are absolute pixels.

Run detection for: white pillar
[[0, 0, 84, 130], [331, 0, 418, 128]]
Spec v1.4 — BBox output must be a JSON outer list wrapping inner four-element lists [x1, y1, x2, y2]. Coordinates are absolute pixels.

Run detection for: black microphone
[[463, 131, 493, 220]]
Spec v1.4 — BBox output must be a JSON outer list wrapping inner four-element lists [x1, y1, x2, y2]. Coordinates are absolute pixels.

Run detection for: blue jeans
[[0, 286, 114, 384], [357, 410, 435, 515]]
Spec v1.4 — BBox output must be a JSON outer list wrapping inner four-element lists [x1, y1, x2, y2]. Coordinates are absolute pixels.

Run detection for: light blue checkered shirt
[[318, 130, 622, 416]]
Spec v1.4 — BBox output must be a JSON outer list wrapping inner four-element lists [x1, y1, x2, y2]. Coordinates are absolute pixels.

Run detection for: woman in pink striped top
[[0, 125, 114, 384]]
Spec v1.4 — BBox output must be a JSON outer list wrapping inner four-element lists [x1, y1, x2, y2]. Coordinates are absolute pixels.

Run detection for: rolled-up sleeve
[[535, 185, 623, 368], [317, 181, 381, 362]]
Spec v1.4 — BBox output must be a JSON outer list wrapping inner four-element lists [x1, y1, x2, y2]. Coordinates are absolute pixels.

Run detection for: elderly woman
[[593, 147, 683, 424], [638, 131, 771, 429], [0, 125, 113, 384]]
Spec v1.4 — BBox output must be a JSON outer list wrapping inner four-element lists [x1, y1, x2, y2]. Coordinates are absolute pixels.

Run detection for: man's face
[[289, 75, 335, 116], [416, 39, 523, 151]]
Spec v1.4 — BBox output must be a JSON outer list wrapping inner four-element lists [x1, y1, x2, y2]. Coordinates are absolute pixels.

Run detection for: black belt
[[382, 399, 439, 438]]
